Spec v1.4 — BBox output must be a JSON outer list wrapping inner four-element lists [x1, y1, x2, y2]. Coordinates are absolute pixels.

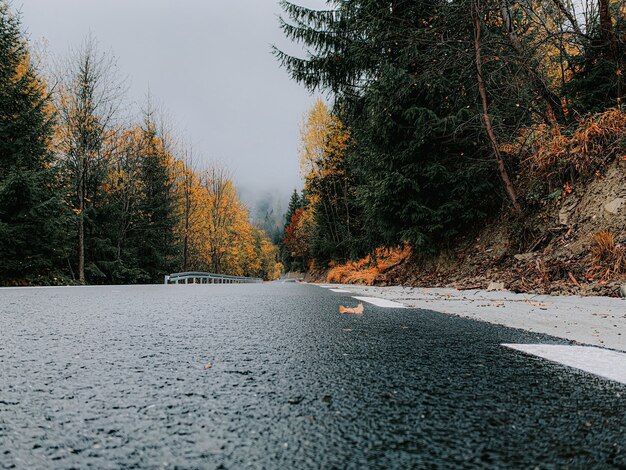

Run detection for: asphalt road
[[1, 283, 625, 469]]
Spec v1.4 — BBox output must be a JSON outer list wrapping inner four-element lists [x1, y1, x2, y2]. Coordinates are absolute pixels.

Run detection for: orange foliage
[[299, 99, 351, 183], [590, 231, 625, 279], [514, 108, 626, 190], [171, 160, 282, 280], [284, 207, 314, 260], [327, 244, 412, 285]]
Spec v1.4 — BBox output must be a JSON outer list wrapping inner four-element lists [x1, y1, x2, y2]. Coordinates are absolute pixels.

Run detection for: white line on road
[[330, 289, 351, 293], [352, 296, 407, 309], [0, 285, 88, 290], [503, 344, 626, 385]]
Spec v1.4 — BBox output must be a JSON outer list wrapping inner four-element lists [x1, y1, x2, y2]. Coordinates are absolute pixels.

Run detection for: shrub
[[514, 108, 626, 198], [590, 231, 625, 279], [327, 244, 412, 285]]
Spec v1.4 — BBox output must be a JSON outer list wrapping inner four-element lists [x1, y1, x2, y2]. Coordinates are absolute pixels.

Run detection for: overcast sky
[[18, 0, 326, 207]]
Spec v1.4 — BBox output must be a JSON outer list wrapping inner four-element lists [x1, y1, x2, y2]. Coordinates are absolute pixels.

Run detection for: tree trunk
[[78, 164, 86, 284], [598, 0, 622, 100], [598, 0, 619, 62], [599, 0, 614, 53], [183, 202, 189, 270], [183, 169, 191, 271], [473, 0, 522, 213], [500, 0, 565, 123]]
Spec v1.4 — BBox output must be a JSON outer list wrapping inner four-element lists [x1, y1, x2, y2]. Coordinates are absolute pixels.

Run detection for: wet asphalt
[[0, 283, 625, 469]]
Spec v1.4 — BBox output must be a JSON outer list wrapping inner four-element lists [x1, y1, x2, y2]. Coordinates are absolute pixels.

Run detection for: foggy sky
[[18, 0, 326, 205]]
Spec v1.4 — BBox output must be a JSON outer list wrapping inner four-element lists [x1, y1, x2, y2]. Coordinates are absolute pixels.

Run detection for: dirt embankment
[[318, 158, 626, 297]]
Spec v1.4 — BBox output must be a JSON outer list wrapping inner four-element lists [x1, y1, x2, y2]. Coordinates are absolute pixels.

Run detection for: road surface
[[1, 283, 625, 468]]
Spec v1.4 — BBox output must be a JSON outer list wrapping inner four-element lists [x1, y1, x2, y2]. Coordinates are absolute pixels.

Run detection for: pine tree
[[565, 9, 625, 113], [284, 189, 302, 230], [276, 1, 502, 251], [132, 108, 178, 282], [55, 35, 124, 284], [0, 1, 69, 283], [96, 111, 179, 284], [281, 189, 303, 270]]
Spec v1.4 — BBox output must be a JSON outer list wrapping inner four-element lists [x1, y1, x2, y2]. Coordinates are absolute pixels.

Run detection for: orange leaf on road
[[339, 303, 364, 315]]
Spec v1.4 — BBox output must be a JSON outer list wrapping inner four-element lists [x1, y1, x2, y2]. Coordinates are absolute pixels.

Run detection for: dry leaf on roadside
[[339, 303, 364, 315], [568, 272, 581, 287]]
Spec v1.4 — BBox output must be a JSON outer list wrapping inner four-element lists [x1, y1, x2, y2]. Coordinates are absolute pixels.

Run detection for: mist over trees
[[275, 0, 625, 272], [0, 1, 282, 285], [246, 189, 286, 245]]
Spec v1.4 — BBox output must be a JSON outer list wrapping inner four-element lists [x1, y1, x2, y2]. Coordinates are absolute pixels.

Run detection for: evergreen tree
[[284, 189, 302, 230], [308, 148, 361, 263], [276, 0, 506, 251], [54, 35, 124, 284], [566, 12, 625, 113], [281, 189, 303, 270], [0, 1, 69, 283], [131, 109, 178, 282], [94, 112, 179, 284]]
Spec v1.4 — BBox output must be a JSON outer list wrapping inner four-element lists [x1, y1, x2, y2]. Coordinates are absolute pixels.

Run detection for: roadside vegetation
[[0, 1, 282, 285], [276, 0, 626, 296]]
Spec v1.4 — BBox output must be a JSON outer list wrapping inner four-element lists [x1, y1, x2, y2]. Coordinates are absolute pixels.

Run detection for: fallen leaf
[[568, 272, 581, 287], [204, 362, 212, 369], [339, 303, 364, 315]]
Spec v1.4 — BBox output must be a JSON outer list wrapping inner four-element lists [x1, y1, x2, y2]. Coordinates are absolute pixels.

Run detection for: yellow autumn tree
[[198, 166, 246, 274], [259, 234, 283, 280], [300, 98, 351, 186], [296, 99, 354, 262], [171, 160, 282, 280]]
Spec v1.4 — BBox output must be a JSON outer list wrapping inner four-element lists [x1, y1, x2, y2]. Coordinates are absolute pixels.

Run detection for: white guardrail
[[165, 272, 263, 285]]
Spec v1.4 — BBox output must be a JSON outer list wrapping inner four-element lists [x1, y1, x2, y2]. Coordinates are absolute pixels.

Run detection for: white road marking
[[0, 285, 87, 290], [330, 289, 351, 293], [352, 296, 407, 309], [503, 344, 626, 385]]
